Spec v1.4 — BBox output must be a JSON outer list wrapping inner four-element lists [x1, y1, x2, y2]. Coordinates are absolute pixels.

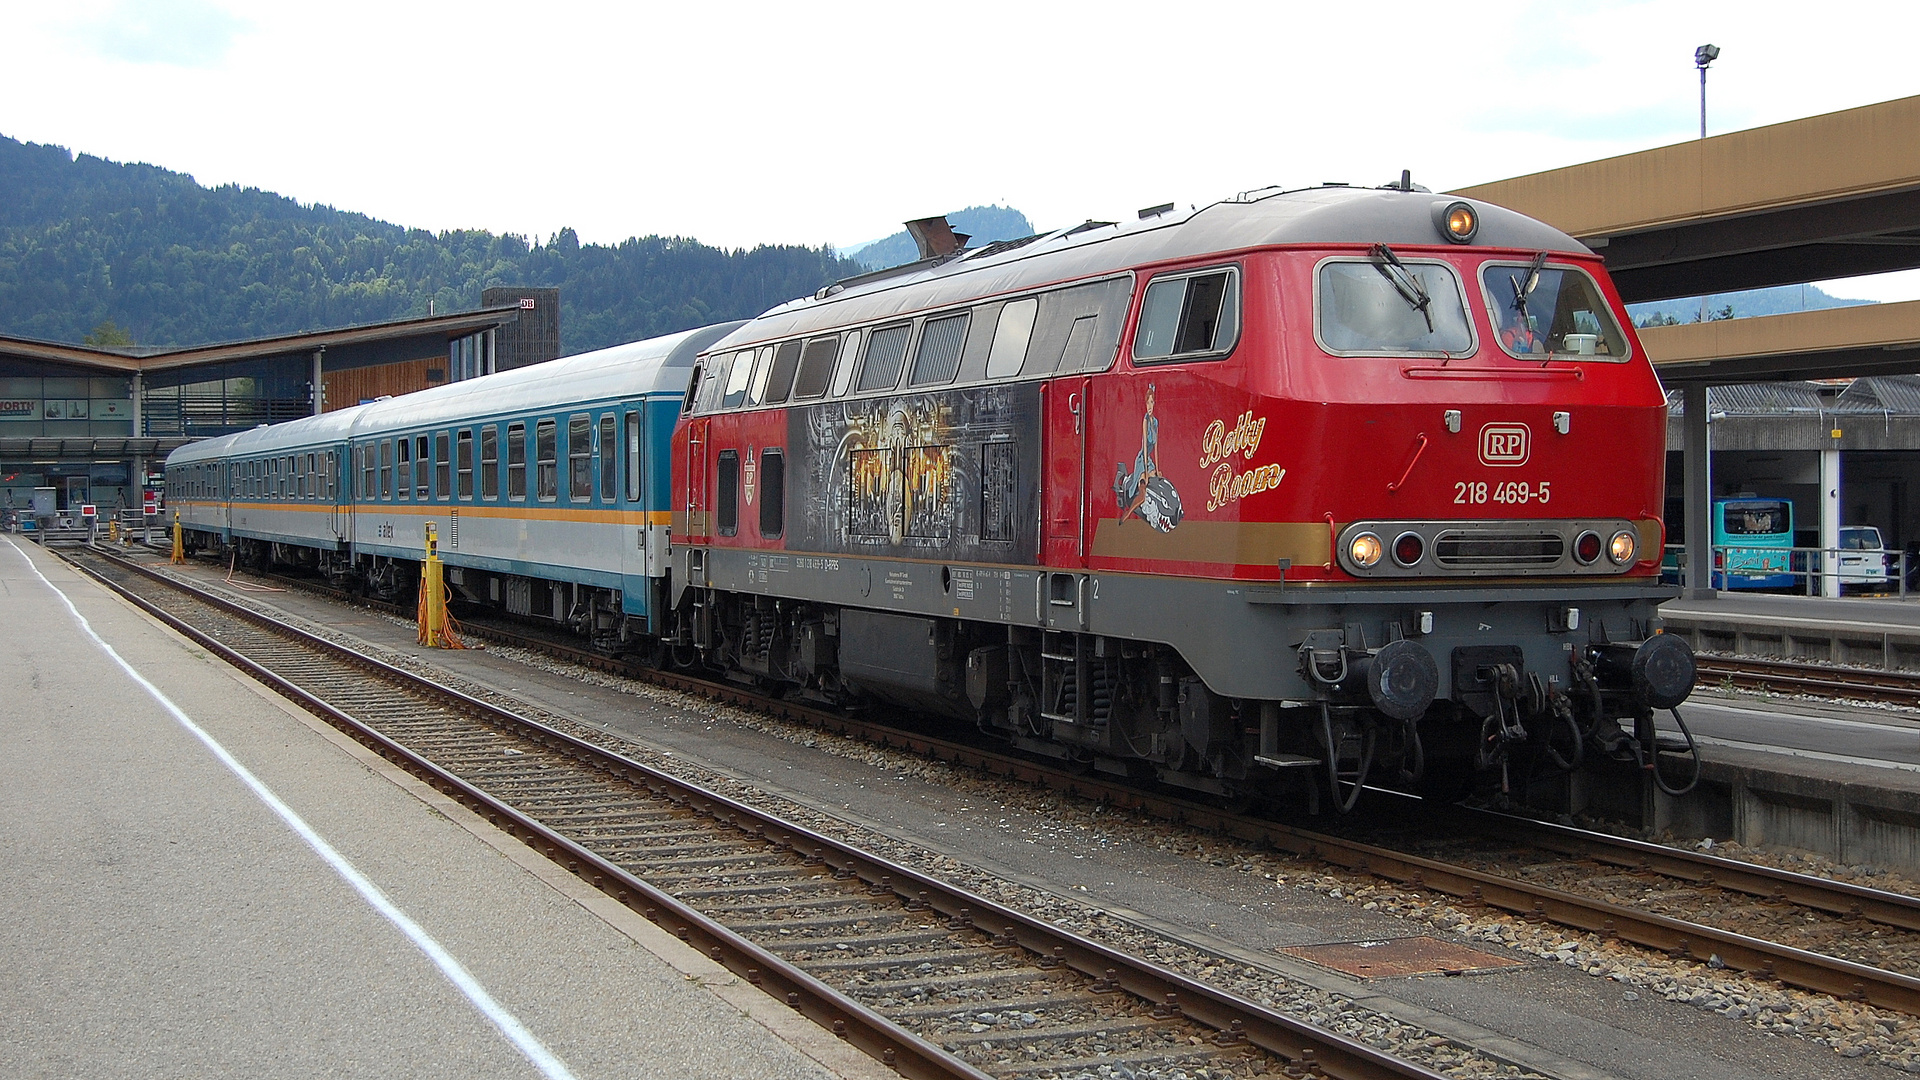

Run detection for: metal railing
[[1665, 543, 1912, 597]]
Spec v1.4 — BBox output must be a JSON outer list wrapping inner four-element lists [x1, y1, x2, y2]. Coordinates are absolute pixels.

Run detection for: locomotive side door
[[1042, 375, 1091, 569]]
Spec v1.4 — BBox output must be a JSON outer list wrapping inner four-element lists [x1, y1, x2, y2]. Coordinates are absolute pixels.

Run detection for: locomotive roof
[[709, 185, 1590, 351], [165, 321, 744, 467]]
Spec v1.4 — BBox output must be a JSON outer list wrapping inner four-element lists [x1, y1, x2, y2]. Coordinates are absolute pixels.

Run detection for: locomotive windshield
[[1316, 259, 1474, 356], [1482, 262, 1628, 360]]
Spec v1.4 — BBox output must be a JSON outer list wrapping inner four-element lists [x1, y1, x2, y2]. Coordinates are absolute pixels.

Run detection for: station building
[[1667, 377, 1920, 556], [0, 288, 557, 516]]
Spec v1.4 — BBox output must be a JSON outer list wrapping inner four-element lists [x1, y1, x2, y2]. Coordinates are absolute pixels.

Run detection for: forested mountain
[[1626, 284, 1872, 326], [845, 205, 1036, 271], [0, 136, 862, 353]]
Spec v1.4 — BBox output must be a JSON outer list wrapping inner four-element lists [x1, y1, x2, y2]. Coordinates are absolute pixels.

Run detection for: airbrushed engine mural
[[786, 385, 1044, 563]]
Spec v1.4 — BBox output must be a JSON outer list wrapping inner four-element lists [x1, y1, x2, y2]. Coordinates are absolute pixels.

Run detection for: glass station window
[[1317, 257, 1473, 357], [1481, 262, 1629, 361], [481, 426, 499, 499]]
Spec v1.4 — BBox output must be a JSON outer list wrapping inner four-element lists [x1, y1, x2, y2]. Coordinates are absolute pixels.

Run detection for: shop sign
[[0, 399, 39, 421]]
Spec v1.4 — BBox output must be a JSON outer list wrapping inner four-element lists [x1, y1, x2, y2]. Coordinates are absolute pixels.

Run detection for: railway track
[[1695, 654, 1920, 708], [66, 545, 1451, 1080], [108, 546, 1920, 1018]]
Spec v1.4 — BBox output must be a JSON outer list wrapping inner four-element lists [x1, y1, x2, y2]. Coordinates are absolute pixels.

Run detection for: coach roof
[[709, 185, 1588, 352]]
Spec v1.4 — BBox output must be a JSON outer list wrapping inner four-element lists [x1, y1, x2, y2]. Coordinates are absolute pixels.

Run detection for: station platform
[[1660, 590, 1920, 669], [0, 535, 885, 1080]]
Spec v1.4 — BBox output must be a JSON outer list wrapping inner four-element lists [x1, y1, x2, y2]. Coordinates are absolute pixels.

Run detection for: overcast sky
[[3, 0, 1918, 300]]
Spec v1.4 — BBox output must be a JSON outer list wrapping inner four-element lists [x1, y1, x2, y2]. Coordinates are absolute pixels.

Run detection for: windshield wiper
[[1369, 243, 1433, 332], [1508, 250, 1550, 335]]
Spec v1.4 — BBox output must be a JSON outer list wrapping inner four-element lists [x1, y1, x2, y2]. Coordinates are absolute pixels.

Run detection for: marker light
[[1573, 531, 1603, 565], [1349, 532, 1384, 568], [1393, 531, 1425, 567], [1608, 529, 1637, 565], [1439, 201, 1478, 243]]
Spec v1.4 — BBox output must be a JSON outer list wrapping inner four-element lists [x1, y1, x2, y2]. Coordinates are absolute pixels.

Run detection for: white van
[[1837, 526, 1890, 592]]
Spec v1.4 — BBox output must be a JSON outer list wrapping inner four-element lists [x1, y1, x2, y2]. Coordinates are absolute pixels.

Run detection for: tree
[[82, 319, 134, 347]]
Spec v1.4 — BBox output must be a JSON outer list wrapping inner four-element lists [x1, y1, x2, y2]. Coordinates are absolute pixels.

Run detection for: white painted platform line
[[4, 538, 577, 1080]]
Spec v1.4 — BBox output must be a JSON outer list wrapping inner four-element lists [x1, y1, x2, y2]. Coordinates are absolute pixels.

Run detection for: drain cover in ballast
[[1278, 936, 1527, 978]]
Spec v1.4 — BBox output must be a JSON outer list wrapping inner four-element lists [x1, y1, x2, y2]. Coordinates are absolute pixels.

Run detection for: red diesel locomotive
[[668, 183, 1695, 810]]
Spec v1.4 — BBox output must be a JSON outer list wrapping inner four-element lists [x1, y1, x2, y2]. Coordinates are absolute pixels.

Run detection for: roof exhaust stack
[[905, 216, 969, 260]]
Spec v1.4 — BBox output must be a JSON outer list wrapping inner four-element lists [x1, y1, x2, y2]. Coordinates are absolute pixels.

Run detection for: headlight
[[1349, 532, 1383, 568], [1608, 529, 1637, 565], [1436, 201, 1478, 243]]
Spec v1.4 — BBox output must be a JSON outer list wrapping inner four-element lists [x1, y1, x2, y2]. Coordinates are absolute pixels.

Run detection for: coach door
[[1043, 375, 1091, 569]]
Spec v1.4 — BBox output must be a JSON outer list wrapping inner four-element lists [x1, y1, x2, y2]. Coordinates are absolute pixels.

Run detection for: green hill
[[0, 136, 862, 353]]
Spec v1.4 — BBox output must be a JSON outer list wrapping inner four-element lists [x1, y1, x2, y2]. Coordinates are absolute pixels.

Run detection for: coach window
[[985, 298, 1038, 379], [746, 346, 775, 406], [325, 451, 336, 499], [1315, 257, 1473, 357], [624, 411, 643, 502], [414, 435, 430, 499], [598, 414, 617, 502], [910, 313, 969, 386], [457, 430, 474, 499], [380, 440, 393, 499], [395, 440, 410, 500], [763, 341, 803, 405], [856, 323, 912, 392], [307, 453, 318, 498], [695, 358, 727, 414], [434, 433, 451, 500], [1133, 267, 1240, 362], [568, 414, 592, 501], [481, 425, 499, 500], [360, 446, 373, 500], [758, 449, 784, 539], [537, 419, 559, 501], [716, 450, 739, 536], [791, 337, 840, 400], [507, 422, 527, 500], [722, 350, 753, 409], [831, 330, 862, 397]]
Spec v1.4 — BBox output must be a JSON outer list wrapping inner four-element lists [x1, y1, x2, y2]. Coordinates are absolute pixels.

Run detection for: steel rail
[[125, 549, 1920, 1013], [1696, 655, 1920, 707], [1458, 807, 1920, 934], [69, 547, 1447, 1080]]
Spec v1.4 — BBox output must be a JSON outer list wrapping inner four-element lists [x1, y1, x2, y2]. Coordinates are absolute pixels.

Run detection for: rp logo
[[1478, 423, 1530, 466]]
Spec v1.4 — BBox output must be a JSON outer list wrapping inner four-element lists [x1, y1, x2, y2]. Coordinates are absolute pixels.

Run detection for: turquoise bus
[[1713, 497, 1794, 589]]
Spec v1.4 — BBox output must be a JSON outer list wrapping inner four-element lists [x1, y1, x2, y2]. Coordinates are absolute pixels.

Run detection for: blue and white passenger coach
[[165, 322, 741, 650]]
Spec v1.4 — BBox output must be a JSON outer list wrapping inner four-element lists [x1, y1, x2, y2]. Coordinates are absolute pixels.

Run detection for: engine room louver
[[1433, 531, 1565, 568]]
